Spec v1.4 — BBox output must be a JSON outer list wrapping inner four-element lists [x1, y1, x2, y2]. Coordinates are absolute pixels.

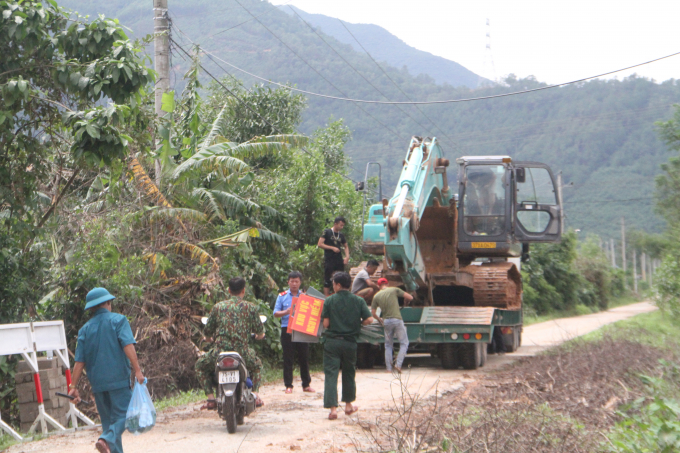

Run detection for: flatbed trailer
[[358, 306, 522, 370]]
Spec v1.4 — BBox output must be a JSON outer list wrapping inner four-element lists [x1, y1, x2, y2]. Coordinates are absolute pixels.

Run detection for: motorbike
[[201, 315, 267, 433]]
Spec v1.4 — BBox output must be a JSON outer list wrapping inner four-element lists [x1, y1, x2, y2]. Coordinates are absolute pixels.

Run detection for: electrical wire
[[171, 22, 391, 193], [229, 0, 402, 141], [336, 18, 459, 148], [204, 0, 294, 40], [200, 49, 680, 105], [285, 6, 443, 147], [170, 37, 384, 198]]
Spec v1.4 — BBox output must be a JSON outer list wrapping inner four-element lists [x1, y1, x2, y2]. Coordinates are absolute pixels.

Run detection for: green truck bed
[[359, 306, 522, 345]]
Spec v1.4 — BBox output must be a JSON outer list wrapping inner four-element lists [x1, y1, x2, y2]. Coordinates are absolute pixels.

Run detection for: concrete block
[[18, 403, 38, 422], [14, 371, 34, 384], [17, 388, 36, 404]]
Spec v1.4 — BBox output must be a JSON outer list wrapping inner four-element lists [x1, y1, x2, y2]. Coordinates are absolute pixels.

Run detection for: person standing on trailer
[[371, 279, 413, 373], [68, 287, 145, 453], [274, 271, 315, 394], [317, 216, 350, 296]]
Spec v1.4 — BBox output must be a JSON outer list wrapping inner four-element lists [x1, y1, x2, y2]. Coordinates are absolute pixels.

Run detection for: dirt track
[[7, 301, 656, 453]]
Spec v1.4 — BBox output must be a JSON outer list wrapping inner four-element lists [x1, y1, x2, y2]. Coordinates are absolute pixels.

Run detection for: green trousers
[[94, 387, 132, 453], [323, 338, 357, 408]]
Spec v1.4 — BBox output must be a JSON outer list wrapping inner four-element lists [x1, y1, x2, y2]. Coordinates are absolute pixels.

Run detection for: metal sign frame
[[0, 321, 95, 441]]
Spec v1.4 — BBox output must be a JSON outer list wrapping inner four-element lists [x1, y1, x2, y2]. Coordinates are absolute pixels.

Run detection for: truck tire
[[356, 344, 376, 369], [503, 327, 520, 353], [224, 395, 237, 434], [439, 344, 458, 369], [460, 343, 484, 370]]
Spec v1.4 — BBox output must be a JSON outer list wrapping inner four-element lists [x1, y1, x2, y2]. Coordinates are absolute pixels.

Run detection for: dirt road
[[7, 301, 656, 453]]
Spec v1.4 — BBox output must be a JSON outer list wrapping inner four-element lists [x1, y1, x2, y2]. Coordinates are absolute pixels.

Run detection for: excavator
[[354, 136, 562, 369]]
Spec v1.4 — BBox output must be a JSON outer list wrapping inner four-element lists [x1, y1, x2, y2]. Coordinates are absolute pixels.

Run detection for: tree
[[0, 0, 153, 243]]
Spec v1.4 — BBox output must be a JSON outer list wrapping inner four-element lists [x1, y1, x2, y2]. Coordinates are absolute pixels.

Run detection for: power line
[[336, 18, 459, 149], [170, 37, 384, 198], [229, 0, 402, 141], [203, 0, 294, 40], [171, 23, 393, 194], [285, 6, 443, 147], [200, 49, 680, 105], [563, 197, 655, 204]]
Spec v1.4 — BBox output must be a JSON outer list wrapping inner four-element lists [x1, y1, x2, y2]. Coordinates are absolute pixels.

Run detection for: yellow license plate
[[471, 242, 496, 248]]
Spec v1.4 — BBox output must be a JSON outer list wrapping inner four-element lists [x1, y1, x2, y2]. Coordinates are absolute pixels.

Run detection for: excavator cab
[[457, 157, 561, 258]]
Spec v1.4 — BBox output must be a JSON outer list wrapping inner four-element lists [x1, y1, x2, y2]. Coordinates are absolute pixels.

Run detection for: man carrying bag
[[68, 287, 146, 453]]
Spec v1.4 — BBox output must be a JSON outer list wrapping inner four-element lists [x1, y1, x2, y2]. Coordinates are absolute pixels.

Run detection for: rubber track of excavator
[[472, 263, 522, 309]]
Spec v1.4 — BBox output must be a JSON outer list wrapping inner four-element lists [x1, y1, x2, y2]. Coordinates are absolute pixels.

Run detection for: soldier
[[196, 277, 265, 410]]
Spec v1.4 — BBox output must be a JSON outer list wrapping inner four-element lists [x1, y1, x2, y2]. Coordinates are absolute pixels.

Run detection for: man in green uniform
[[371, 278, 413, 373], [68, 287, 145, 453], [321, 272, 374, 420], [195, 277, 265, 410]]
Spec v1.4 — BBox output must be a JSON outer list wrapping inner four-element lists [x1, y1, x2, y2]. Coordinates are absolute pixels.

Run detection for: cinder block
[[37, 358, 58, 370], [18, 403, 38, 421], [15, 371, 34, 384], [17, 389, 36, 404]]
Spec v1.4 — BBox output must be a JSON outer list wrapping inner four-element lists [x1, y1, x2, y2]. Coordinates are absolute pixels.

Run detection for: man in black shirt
[[317, 216, 350, 296]]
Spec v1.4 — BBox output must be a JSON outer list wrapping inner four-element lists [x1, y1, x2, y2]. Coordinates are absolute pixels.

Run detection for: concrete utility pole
[[633, 249, 638, 293], [641, 252, 646, 281], [154, 0, 170, 186], [621, 217, 627, 274], [610, 238, 616, 268], [557, 172, 564, 235]]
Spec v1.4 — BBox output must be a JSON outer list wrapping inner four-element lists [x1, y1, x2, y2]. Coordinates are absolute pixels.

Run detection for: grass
[[578, 309, 679, 351], [0, 433, 18, 451], [154, 389, 206, 412], [524, 293, 646, 326]]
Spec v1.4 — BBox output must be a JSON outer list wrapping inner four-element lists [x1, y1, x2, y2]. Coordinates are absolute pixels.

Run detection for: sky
[[270, 0, 680, 85]]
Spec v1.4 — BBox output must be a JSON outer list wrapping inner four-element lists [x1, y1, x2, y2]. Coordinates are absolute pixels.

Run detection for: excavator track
[[471, 263, 522, 309]]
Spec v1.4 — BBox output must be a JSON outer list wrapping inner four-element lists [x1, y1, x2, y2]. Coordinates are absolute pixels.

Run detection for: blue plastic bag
[[125, 378, 156, 435]]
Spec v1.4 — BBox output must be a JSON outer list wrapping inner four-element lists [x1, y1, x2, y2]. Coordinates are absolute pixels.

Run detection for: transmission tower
[[483, 18, 497, 83]]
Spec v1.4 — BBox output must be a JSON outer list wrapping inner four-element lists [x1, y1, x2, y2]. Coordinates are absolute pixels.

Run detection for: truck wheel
[[503, 327, 520, 353], [460, 343, 483, 370], [224, 395, 237, 434], [439, 344, 458, 369], [356, 344, 375, 369], [479, 343, 487, 367]]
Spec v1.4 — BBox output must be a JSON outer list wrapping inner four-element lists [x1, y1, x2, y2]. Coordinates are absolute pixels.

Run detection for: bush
[[655, 256, 680, 321]]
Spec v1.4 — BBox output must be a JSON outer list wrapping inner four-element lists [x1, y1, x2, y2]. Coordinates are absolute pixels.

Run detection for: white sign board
[[0, 323, 33, 356], [33, 321, 67, 353]]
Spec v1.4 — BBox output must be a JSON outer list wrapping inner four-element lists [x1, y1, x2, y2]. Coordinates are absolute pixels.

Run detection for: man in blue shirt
[[68, 288, 145, 453], [274, 271, 315, 394]]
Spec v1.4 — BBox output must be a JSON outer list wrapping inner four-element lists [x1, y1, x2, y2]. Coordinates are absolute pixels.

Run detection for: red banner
[[290, 294, 324, 336]]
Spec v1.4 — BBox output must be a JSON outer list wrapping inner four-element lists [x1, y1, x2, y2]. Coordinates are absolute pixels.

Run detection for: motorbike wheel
[[224, 395, 237, 433]]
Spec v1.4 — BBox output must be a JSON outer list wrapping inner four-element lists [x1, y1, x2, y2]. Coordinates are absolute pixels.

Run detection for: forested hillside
[[282, 6, 487, 88], [59, 0, 679, 239]]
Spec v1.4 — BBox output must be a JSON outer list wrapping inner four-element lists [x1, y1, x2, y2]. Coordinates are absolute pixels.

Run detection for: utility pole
[[557, 172, 564, 235], [641, 252, 646, 281], [154, 0, 170, 187], [610, 238, 616, 268], [620, 217, 626, 274], [649, 258, 653, 287], [632, 249, 638, 293]]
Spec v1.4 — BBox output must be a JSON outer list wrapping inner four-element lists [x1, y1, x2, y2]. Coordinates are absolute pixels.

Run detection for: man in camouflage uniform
[[195, 277, 265, 409]]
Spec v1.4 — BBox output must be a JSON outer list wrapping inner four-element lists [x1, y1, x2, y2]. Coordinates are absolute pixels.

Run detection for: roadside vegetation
[[0, 0, 675, 443]]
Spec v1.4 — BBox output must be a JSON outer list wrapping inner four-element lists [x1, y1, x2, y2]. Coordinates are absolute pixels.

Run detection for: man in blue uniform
[[274, 271, 315, 394], [68, 288, 145, 453]]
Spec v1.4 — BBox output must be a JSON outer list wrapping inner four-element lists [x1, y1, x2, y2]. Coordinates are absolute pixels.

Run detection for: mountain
[[280, 6, 488, 88], [57, 0, 679, 241]]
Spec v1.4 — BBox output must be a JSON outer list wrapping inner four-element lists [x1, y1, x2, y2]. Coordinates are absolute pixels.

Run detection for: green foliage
[[0, 0, 153, 242], [655, 257, 680, 321], [523, 231, 624, 315]]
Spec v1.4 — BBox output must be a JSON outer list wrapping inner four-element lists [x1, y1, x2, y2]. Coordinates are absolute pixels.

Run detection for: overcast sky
[[271, 0, 680, 85]]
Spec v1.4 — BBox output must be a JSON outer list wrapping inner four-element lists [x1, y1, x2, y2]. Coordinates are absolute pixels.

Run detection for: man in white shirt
[[350, 259, 380, 304]]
